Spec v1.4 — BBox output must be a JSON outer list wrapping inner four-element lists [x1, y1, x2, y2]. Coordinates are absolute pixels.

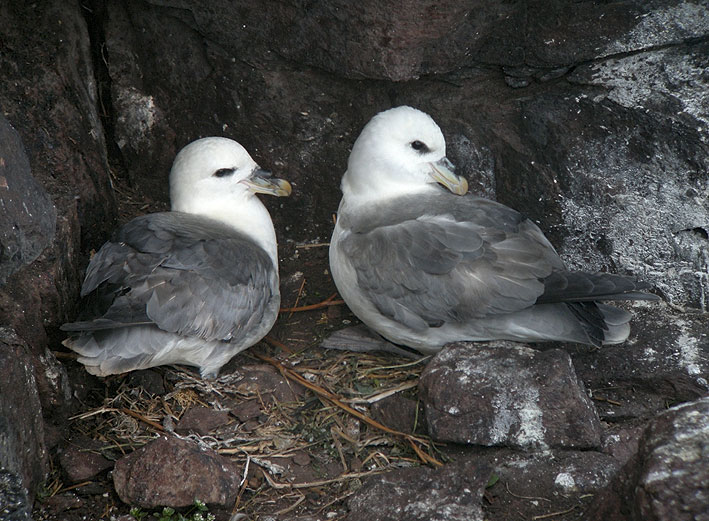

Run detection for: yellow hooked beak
[[244, 168, 292, 197], [429, 157, 468, 195]]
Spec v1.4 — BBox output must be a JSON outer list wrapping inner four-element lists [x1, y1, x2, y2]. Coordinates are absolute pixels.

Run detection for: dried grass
[[63, 334, 437, 518]]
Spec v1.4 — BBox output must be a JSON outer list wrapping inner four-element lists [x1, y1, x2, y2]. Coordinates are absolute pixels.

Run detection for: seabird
[[329, 106, 657, 353], [62, 137, 291, 378]]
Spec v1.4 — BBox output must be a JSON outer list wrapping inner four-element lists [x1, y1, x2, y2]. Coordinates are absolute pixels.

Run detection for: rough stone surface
[[370, 395, 422, 434], [482, 449, 620, 496], [175, 406, 232, 436], [572, 302, 709, 421], [556, 42, 709, 310], [0, 329, 48, 502], [0, 0, 114, 416], [138, 1, 709, 82], [587, 396, 709, 521], [346, 459, 490, 521], [0, 0, 705, 520], [0, 115, 56, 285], [419, 342, 601, 450], [0, 468, 31, 521], [112, 435, 241, 508], [601, 423, 646, 467], [634, 397, 709, 521], [57, 435, 114, 483]]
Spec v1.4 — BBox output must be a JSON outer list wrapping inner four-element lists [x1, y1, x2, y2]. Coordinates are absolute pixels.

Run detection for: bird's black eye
[[213, 168, 235, 178], [411, 140, 429, 153]]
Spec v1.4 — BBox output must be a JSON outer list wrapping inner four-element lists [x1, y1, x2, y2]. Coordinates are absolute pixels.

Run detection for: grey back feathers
[[64, 213, 277, 343]]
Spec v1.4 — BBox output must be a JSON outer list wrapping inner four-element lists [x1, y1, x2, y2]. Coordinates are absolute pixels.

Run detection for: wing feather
[[63, 212, 277, 343], [339, 194, 560, 329]]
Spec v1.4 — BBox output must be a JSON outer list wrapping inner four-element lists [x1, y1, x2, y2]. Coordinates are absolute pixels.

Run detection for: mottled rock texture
[[419, 342, 601, 450], [346, 458, 490, 521], [634, 397, 709, 521], [0, 330, 47, 504], [0, 468, 31, 521], [587, 396, 709, 521], [0, 116, 55, 285]]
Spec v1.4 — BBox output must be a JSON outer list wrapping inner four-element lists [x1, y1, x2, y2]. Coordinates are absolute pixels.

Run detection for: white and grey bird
[[62, 137, 291, 378], [329, 106, 657, 354]]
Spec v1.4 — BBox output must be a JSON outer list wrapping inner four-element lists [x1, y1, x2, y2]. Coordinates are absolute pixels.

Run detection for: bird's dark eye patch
[[213, 168, 235, 178], [411, 140, 429, 153]]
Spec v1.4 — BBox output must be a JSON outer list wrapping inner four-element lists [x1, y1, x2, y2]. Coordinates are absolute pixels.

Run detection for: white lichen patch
[[585, 48, 709, 132], [554, 471, 576, 491], [490, 376, 548, 450], [115, 86, 160, 149], [558, 141, 709, 309], [675, 319, 705, 376]]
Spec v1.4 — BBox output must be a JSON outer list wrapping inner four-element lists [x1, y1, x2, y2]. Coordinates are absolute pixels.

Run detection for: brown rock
[[230, 400, 263, 423], [485, 449, 620, 496], [601, 423, 645, 466], [58, 436, 113, 483], [113, 435, 241, 508], [587, 396, 709, 521], [175, 406, 232, 436], [419, 342, 601, 450], [370, 394, 423, 434]]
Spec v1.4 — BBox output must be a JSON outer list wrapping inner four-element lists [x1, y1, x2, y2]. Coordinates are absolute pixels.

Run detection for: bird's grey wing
[[63, 213, 277, 342], [340, 205, 560, 331], [538, 271, 658, 303]]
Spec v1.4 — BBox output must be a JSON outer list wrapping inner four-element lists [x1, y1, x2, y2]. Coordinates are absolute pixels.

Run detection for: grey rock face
[[419, 342, 601, 450], [0, 329, 48, 504], [572, 302, 709, 422], [346, 459, 490, 521], [587, 396, 709, 521], [634, 397, 709, 521], [561, 41, 709, 310], [0, 116, 56, 285], [0, 468, 31, 521], [485, 449, 620, 496], [112, 435, 241, 508]]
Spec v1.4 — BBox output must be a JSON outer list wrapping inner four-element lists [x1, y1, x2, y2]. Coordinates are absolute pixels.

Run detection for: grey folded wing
[[340, 199, 563, 331], [62, 212, 278, 343]]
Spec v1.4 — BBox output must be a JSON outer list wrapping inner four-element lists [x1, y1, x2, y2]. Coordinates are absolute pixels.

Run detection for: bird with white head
[[329, 106, 657, 354], [62, 137, 291, 378]]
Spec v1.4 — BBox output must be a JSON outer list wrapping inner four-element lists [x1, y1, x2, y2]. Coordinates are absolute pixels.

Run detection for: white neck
[[340, 168, 438, 209], [172, 192, 279, 270]]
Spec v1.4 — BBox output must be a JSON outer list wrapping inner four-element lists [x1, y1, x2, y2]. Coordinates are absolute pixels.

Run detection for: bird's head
[[169, 137, 291, 215], [342, 106, 468, 204]]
